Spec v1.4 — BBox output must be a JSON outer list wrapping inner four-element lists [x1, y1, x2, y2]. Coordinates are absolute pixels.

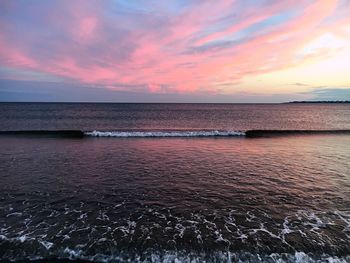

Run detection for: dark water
[[1, 102, 350, 131], [0, 103, 349, 262]]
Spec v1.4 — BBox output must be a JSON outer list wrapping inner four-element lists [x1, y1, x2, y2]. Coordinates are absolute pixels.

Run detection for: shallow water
[[0, 103, 349, 262]]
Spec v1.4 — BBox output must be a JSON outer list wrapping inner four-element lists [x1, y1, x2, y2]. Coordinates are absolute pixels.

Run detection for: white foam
[[85, 130, 245, 138], [39, 240, 53, 250], [56, 249, 350, 263], [63, 247, 83, 259], [332, 210, 350, 240], [6, 212, 22, 217], [18, 235, 28, 243]]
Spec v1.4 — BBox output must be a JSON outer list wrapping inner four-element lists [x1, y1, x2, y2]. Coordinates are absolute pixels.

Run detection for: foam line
[[1, 129, 350, 138], [84, 130, 245, 137]]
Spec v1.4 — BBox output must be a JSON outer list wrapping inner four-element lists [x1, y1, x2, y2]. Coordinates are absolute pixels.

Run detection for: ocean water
[[0, 103, 349, 263]]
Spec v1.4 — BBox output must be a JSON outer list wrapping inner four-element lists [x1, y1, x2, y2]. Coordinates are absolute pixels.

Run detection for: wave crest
[[85, 130, 246, 138]]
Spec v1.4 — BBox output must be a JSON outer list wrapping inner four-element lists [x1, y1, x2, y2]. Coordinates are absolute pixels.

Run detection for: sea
[[0, 102, 349, 263]]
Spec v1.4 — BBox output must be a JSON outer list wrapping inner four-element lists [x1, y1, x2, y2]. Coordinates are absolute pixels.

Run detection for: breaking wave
[[1, 129, 350, 138], [85, 130, 246, 137]]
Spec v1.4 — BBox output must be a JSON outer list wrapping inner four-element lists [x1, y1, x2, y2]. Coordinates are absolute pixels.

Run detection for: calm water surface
[[0, 103, 349, 262], [1, 102, 350, 131]]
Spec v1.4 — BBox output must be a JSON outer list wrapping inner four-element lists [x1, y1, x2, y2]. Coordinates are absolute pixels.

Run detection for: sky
[[0, 0, 350, 103]]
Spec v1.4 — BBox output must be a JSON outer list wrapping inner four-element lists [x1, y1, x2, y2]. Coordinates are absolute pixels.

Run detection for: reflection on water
[[0, 135, 349, 262]]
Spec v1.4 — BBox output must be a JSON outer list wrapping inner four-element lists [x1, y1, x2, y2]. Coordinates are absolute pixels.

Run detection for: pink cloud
[[74, 16, 98, 41], [0, 0, 347, 95], [195, 0, 304, 46], [0, 36, 37, 68]]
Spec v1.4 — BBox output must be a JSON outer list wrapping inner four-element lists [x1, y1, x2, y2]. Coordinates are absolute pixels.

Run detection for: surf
[[1, 129, 350, 138]]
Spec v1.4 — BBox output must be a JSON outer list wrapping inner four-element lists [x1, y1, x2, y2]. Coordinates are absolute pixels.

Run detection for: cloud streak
[[0, 0, 349, 101]]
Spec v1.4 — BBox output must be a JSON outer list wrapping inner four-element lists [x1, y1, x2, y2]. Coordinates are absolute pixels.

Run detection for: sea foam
[[85, 130, 246, 138]]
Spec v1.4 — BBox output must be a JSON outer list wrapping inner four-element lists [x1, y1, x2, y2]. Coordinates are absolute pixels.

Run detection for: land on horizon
[[286, 100, 350, 104]]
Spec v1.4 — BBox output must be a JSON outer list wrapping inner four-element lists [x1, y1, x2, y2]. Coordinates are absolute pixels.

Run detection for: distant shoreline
[[0, 101, 349, 104], [286, 101, 350, 104]]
